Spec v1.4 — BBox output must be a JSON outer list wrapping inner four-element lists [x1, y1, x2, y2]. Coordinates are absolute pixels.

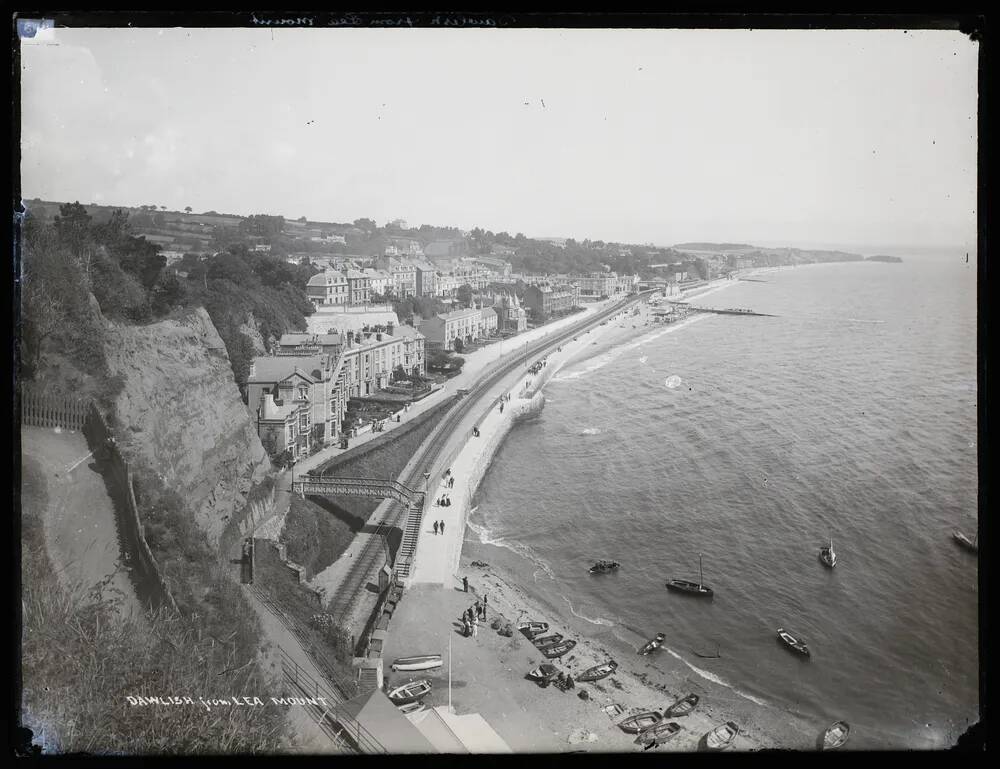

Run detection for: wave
[[464, 518, 557, 582], [560, 594, 615, 627], [581, 427, 602, 435], [663, 648, 770, 707]]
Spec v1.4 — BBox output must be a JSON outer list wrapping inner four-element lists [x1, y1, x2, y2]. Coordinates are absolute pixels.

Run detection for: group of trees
[[20, 202, 320, 394]]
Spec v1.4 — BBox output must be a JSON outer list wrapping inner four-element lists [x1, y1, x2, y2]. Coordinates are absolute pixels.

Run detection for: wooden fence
[[20, 389, 90, 431]]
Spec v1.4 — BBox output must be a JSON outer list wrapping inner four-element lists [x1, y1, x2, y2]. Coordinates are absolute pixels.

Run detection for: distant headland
[[865, 255, 904, 263]]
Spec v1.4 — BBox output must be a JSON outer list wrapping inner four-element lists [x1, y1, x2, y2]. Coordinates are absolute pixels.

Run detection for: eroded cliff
[[103, 307, 271, 549]]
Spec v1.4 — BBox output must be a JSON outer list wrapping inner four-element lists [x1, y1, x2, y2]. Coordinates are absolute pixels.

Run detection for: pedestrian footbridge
[[292, 476, 420, 504]]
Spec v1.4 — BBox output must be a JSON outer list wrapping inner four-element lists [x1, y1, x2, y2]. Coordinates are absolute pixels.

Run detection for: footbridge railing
[[292, 476, 418, 504]]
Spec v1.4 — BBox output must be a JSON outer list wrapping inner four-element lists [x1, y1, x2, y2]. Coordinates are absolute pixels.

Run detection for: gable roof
[[338, 689, 437, 754], [249, 355, 327, 383]]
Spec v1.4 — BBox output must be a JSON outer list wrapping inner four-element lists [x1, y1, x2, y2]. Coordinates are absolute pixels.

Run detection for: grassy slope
[[19, 459, 289, 755]]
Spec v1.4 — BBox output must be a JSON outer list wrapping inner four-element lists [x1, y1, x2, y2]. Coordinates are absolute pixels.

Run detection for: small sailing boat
[[952, 529, 978, 554], [666, 553, 714, 597], [819, 537, 837, 568]]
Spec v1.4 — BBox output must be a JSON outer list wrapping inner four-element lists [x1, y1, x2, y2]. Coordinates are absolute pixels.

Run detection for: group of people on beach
[[435, 495, 452, 507], [460, 595, 489, 637], [432, 520, 446, 534]]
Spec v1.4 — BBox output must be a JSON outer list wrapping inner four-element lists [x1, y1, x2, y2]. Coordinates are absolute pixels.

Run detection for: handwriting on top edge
[[250, 14, 512, 27]]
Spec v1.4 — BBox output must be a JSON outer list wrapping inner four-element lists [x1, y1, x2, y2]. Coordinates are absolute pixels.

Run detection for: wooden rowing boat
[[541, 639, 577, 659], [822, 721, 850, 750], [777, 627, 810, 657], [704, 721, 739, 750], [664, 693, 699, 718], [619, 711, 662, 734], [387, 679, 432, 706], [636, 720, 682, 748], [576, 660, 617, 682]]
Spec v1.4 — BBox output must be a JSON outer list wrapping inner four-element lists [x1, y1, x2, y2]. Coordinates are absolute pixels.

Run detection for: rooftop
[[248, 355, 328, 383]]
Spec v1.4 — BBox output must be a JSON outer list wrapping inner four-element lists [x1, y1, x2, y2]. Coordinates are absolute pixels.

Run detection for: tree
[[353, 217, 376, 232], [453, 337, 464, 353], [456, 283, 473, 306], [53, 201, 92, 253], [184, 206, 193, 213]]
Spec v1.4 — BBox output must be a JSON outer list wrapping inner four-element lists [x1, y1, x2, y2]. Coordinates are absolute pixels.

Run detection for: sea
[[464, 253, 979, 750]]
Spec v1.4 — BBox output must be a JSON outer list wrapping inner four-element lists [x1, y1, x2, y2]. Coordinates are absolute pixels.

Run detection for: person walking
[[440, 520, 445, 535], [434, 520, 439, 535], [483, 593, 489, 616], [462, 575, 469, 592], [472, 614, 479, 638], [474, 599, 481, 618], [464, 618, 471, 637]]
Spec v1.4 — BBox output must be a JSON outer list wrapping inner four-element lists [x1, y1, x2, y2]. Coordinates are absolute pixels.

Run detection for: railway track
[[326, 292, 654, 624]]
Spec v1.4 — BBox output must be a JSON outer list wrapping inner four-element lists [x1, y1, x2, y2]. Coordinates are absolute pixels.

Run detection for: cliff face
[[103, 308, 271, 549]]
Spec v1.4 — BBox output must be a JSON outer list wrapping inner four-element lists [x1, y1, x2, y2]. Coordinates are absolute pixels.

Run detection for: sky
[[20, 26, 978, 251]]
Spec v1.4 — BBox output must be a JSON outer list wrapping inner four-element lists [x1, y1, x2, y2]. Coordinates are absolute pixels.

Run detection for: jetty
[[667, 301, 776, 318]]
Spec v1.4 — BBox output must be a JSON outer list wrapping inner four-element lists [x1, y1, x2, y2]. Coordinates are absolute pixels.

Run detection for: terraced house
[[248, 353, 344, 456], [375, 256, 416, 298], [420, 305, 497, 351], [306, 269, 349, 307]]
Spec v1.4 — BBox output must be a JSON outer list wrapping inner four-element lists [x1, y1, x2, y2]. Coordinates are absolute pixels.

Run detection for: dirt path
[[21, 426, 143, 619]]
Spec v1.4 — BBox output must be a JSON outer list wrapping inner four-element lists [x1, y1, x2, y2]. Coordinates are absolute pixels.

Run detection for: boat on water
[[635, 721, 682, 748], [532, 633, 564, 649], [639, 633, 666, 656], [619, 711, 663, 734], [777, 627, 811, 657], [391, 654, 442, 672], [666, 553, 714, 597], [541, 640, 577, 659], [952, 529, 979, 553], [664, 693, 699, 718], [589, 559, 621, 574], [397, 701, 426, 715], [822, 721, 850, 750], [704, 721, 740, 750], [526, 663, 560, 683], [387, 679, 432, 706], [518, 621, 549, 639], [576, 660, 618, 682], [819, 536, 837, 568]]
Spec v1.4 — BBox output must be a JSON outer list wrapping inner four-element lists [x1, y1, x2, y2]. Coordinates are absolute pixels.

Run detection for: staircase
[[393, 492, 426, 580], [357, 665, 380, 694]]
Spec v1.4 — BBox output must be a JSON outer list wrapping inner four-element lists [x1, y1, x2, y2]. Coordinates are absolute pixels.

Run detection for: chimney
[[376, 333, 383, 341], [386, 321, 394, 336]]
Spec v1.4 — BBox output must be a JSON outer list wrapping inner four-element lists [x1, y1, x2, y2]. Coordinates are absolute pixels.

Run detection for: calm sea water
[[466, 256, 979, 749]]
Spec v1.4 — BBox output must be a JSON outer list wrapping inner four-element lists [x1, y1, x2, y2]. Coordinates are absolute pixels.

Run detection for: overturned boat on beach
[[391, 654, 442, 672], [589, 560, 621, 574]]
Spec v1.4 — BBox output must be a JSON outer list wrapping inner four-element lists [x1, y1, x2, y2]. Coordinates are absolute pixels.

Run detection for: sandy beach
[[383, 277, 834, 752]]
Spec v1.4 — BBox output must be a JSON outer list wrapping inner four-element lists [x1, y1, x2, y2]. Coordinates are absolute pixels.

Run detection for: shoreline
[[388, 277, 825, 751]]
